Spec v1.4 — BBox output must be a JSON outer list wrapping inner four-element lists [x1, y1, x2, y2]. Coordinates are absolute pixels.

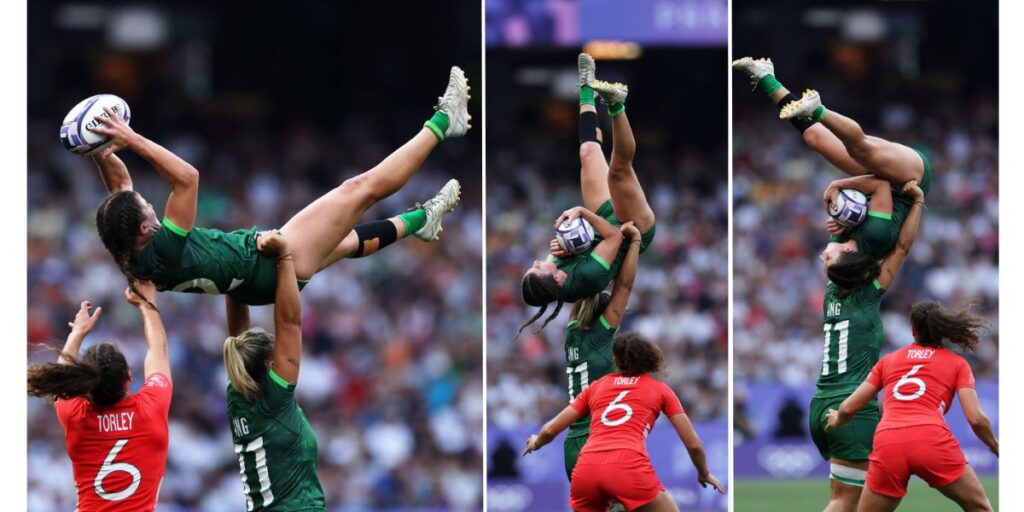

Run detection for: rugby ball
[[829, 188, 869, 228], [555, 217, 596, 255], [60, 94, 131, 156]]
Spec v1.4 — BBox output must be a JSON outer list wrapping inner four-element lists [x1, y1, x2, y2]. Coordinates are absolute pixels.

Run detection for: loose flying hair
[[571, 292, 611, 330], [827, 251, 881, 293], [223, 328, 275, 400], [911, 301, 988, 353], [27, 343, 129, 406], [96, 190, 155, 308], [516, 272, 565, 340], [612, 331, 666, 376]]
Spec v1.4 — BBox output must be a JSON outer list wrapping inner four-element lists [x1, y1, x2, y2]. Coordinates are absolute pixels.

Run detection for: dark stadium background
[[485, 1, 728, 509], [732, 1, 999, 509], [27, 1, 482, 510]]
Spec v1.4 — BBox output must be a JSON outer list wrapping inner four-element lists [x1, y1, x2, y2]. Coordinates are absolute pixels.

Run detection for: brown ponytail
[[28, 343, 129, 406], [223, 328, 275, 400], [910, 301, 988, 353]]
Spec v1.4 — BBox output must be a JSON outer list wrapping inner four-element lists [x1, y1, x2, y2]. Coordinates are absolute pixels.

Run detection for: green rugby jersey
[[815, 280, 886, 399], [227, 370, 325, 511], [564, 317, 618, 438], [131, 217, 282, 305]]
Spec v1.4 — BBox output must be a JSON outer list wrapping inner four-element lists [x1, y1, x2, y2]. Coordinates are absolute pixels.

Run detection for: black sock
[[777, 93, 817, 133], [352, 220, 398, 258], [579, 111, 600, 145]]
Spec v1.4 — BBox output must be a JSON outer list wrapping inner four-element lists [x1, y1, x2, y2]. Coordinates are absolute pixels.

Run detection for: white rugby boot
[[414, 179, 461, 241], [779, 89, 822, 120]]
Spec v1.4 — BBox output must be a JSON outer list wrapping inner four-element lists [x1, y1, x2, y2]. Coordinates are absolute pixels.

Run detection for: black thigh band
[[579, 111, 600, 144]]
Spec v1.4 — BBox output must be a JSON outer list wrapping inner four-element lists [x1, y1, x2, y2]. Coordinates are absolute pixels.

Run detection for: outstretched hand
[[90, 106, 137, 153], [522, 435, 541, 456], [68, 301, 102, 335], [698, 473, 727, 494], [125, 281, 158, 309], [257, 230, 291, 259]]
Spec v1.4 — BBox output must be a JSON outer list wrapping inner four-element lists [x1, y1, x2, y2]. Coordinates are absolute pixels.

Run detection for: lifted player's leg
[[281, 67, 470, 279], [316, 179, 461, 270], [935, 465, 994, 512], [825, 459, 868, 512], [732, 57, 869, 176], [591, 80, 655, 233], [578, 53, 612, 213], [781, 90, 924, 186]]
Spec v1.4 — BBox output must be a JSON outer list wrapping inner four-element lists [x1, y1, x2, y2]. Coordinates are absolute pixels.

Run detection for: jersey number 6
[[600, 391, 634, 427], [892, 364, 927, 401], [94, 439, 142, 501]]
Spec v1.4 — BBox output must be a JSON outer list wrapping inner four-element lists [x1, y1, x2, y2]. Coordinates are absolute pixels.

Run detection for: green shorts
[[809, 395, 879, 462], [228, 253, 309, 306], [564, 433, 589, 481], [595, 200, 656, 253]]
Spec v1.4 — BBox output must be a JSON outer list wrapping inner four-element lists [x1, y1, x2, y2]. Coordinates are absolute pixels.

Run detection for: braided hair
[[96, 190, 156, 309], [515, 271, 564, 340]]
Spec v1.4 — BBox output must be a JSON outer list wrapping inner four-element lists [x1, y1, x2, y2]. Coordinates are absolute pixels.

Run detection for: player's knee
[[579, 141, 602, 161], [337, 174, 380, 210], [608, 160, 632, 180]]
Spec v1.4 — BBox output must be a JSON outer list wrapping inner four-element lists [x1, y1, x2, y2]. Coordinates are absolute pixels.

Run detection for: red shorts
[[569, 449, 664, 512], [866, 425, 967, 498]]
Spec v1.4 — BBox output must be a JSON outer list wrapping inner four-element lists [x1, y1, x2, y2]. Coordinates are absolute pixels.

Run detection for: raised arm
[[92, 151, 133, 194], [876, 181, 925, 289], [91, 107, 199, 232], [957, 388, 999, 456], [826, 380, 880, 430], [603, 222, 641, 328], [59, 301, 103, 365], [669, 413, 726, 492], [522, 405, 583, 456], [823, 175, 892, 217], [256, 231, 302, 385], [125, 281, 171, 381], [225, 295, 251, 337]]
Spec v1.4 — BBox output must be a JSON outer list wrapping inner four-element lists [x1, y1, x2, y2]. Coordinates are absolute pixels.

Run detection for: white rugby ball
[[60, 94, 131, 156]]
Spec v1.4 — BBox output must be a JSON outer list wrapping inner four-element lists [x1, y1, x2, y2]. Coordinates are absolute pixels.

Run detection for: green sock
[[758, 75, 782, 97], [424, 111, 450, 141], [398, 208, 427, 235], [607, 102, 625, 116], [580, 85, 596, 106], [812, 105, 827, 122]]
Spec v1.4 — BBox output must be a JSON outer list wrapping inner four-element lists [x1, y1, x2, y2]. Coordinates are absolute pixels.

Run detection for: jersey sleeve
[[135, 372, 173, 419], [134, 218, 189, 275], [865, 357, 885, 388], [955, 357, 977, 390], [259, 369, 297, 415], [570, 381, 594, 415], [570, 254, 613, 299], [661, 382, 685, 417]]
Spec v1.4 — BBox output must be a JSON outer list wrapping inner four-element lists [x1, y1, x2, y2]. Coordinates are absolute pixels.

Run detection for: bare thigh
[[607, 162, 655, 233], [854, 487, 901, 512], [580, 141, 612, 212], [632, 491, 679, 512], [936, 465, 993, 512], [850, 136, 924, 186]]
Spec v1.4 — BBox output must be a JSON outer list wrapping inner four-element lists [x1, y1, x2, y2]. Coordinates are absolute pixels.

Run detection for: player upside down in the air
[[520, 53, 656, 331], [87, 66, 470, 307], [222, 230, 325, 511], [732, 57, 933, 287], [561, 221, 643, 482], [827, 302, 998, 512], [28, 283, 172, 511], [524, 332, 725, 512]]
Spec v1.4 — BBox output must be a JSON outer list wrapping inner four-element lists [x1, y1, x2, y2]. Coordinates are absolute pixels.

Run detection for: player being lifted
[[222, 231, 325, 511], [827, 302, 997, 512], [810, 181, 925, 512], [524, 333, 725, 511], [560, 221, 642, 482], [732, 57, 933, 287], [520, 53, 656, 332], [28, 283, 172, 511], [88, 66, 469, 306]]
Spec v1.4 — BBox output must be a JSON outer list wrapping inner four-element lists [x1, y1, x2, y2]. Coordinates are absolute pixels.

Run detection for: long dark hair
[[27, 343, 129, 406], [516, 272, 564, 339], [911, 301, 988, 353], [612, 331, 665, 376], [96, 190, 156, 308], [828, 251, 881, 293]]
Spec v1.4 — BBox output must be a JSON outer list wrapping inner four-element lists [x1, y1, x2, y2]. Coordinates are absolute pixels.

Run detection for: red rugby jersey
[[866, 344, 975, 433], [570, 373, 685, 456], [55, 373, 172, 511]]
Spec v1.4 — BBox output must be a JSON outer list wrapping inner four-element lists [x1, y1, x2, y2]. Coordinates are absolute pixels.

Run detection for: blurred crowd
[[733, 80, 999, 398], [27, 80, 482, 512], [486, 84, 729, 428]]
